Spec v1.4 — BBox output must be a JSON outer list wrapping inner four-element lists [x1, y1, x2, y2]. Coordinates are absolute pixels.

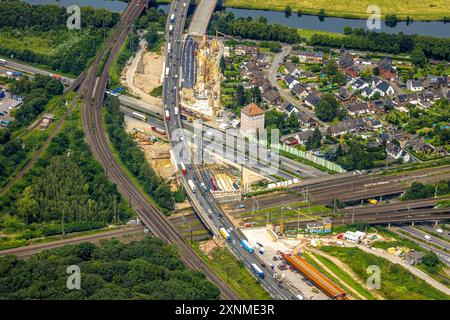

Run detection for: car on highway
[[436, 228, 443, 234], [424, 235, 432, 240]]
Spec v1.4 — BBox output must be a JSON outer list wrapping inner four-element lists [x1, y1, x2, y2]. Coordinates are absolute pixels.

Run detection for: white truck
[[188, 179, 197, 193], [167, 43, 171, 53], [165, 67, 170, 76]]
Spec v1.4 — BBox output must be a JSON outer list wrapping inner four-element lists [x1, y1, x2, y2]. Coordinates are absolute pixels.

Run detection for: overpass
[[188, 0, 218, 37]]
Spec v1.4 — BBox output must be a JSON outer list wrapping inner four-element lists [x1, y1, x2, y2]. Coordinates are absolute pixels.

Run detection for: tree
[[306, 127, 322, 150], [411, 49, 427, 67], [235, 85, 247, 107], [318, 9, 326, 21], [315, 93, 342, 122], [372, 66, 380, 76], [251, 86, 262, 104], [285, 5, 292, 17], [219, 56, 226, 72]]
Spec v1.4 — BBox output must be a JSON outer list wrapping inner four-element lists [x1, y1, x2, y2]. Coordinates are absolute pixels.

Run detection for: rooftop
[[241, 103, 265, 117]]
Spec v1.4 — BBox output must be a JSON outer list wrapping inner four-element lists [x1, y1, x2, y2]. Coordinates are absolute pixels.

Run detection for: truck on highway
[[240, 239, 254, 253], [0, 59, 6, 66], [251, 263, 265, 279], [165, 110, 170, 121], [165, 67, 170, 76], [169, 24, 173, 33], [180, 161, 187, 175], [219, 227, 231, 242], [167, 43, 171, 53], [151, 126, 166, 136], [174, 106, 179, 115], [170, 13, 175, 23], [131, 112, 147, 122], [188, 179, 197, 193]]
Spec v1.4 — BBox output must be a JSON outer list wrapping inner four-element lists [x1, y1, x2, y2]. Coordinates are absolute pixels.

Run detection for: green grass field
[[223, 0, 450, 20], [321, 246, 450, 300]]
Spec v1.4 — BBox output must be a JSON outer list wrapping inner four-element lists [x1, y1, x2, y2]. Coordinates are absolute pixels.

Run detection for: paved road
[[390, 227, 450, 266], [267, 46, 324, 126], [187, 0, 217, 37]]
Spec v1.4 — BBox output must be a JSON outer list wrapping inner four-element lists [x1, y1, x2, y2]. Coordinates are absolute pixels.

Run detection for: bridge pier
[[388, 223, 391, 228], [411, 221, 415, 226]]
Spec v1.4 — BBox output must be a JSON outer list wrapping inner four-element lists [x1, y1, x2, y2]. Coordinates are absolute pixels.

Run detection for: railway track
[[79, 0, 238, 300], [0, 226, 144, 259]]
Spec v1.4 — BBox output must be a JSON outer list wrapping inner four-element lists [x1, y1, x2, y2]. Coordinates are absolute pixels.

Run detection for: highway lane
[[400, 225, 450, 251], [163, 0, 299, 300], [390, 227, 450, 266]]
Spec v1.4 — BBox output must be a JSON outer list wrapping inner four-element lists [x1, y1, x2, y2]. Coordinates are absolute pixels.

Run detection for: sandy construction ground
[[121, 40, 164, 107]]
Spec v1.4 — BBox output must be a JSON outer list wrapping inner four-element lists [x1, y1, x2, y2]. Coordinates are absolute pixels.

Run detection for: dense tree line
[[209, 11, 302, 44], [329, 138, 387, 171], [0, 238, 220, 299], [0, 0, 122, 75], [403, 181, 450, 200], [311, 27, 450, 61], [105, 97, 175, 212], [1, 107, 134, 239], [0, 0, 120, 30]]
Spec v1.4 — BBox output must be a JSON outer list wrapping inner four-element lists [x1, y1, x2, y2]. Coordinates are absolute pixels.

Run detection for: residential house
[[378, 57, 397, 80], [386, 143, 411, 162], [304, 92, 320, 109], [407, 79, 424, 92], [294, 50, 324, 64], [284, 61, 301, 77], [284, 75, 299, 89], [346, 102, 372, 117], [350, 78, 368, 91], [339, 52, 354, 69], [234, 45, 259, 58], [292, 83, 309, 100], [298, 111, 319, 128], [374, 80, 395, 96], [406, 137, 434, 154]]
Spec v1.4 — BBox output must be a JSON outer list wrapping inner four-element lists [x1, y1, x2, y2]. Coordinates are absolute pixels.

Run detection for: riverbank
[[221, 0, 450, 21]]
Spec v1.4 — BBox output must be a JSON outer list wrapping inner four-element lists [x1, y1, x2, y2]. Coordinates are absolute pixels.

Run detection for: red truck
[[151, 126, 166, 136]]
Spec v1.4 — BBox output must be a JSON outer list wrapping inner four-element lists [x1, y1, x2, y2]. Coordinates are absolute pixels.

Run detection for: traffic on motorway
[[162, 0, 300, 300]]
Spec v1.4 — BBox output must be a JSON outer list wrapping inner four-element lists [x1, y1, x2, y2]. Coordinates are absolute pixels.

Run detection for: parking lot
[[242, 228, 329, 300]]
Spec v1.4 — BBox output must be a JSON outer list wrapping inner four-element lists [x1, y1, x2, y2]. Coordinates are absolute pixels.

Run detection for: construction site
[[181, 35, 222, 122]]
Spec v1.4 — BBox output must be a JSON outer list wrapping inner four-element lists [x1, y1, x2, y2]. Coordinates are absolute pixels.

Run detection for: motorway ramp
[[188, 0, 218, 37]]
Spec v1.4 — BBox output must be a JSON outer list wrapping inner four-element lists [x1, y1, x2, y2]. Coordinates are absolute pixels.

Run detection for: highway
[[163, 0, 298, 300], [76, 0, 239, 299], [390, 227, 450, 266]]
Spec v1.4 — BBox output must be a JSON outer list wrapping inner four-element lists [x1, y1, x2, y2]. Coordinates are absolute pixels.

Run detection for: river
[[22, 1, 450, 38]]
